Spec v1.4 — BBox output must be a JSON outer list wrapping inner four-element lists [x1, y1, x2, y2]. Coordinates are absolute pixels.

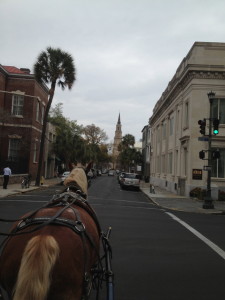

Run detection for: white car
[[108, 170, 115, 176], [60, 171, 70, 185], [120, 173, 140, 190]]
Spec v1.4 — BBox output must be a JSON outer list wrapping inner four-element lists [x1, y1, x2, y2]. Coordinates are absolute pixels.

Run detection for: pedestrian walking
[[3, 166, 12, 189]]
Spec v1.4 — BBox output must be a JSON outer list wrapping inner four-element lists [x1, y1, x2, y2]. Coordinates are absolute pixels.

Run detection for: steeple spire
[[118, 113, 121, 124], [113, 114, 122, 169]]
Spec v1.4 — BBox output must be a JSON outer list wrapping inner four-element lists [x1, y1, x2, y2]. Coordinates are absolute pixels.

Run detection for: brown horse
[[0, 167, 101, 300]]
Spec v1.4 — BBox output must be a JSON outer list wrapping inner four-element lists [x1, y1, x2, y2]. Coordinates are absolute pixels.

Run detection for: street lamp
[[203, 91, 215, 209], [207, 91, 215, 101]]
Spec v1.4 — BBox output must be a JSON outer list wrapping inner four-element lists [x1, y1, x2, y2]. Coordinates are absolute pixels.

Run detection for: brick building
[[0, 65, 53, 180]]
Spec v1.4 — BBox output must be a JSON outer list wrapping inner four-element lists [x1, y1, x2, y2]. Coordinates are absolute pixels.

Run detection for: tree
[[34, 47, 76, 185], [49, 104, 84, 169], [121, 134, 135, 148], [118, 134, 141, 171], [83, 124, 108, 145]]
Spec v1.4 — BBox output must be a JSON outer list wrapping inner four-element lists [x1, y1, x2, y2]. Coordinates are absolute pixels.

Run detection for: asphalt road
[[1, 175, 225, 300]]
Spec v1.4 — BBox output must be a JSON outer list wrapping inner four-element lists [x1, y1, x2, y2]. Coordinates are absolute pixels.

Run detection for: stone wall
[[0, 174, 29, 185]]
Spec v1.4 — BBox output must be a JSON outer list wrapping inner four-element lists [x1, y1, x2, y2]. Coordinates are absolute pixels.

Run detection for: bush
[[190, 187, 206, 200], [218, 190, 225, 201]]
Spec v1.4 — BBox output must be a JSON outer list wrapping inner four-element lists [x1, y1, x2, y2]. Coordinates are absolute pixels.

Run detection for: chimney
[[20, 68, 31, 74]]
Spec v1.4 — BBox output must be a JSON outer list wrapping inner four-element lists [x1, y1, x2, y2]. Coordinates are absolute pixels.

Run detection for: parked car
[[108, 170, 115, 176], [120, 173, 140, 190], [60, 171, 70, 185], [97, 170, 102, 176], [118, 171, 125, 184]]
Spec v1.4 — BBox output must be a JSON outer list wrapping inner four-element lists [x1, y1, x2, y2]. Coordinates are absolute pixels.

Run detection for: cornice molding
[[150, 70, 225, 125]]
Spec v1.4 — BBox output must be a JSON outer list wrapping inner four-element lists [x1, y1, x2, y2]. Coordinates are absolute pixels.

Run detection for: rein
[[0, 189, 108, 300]]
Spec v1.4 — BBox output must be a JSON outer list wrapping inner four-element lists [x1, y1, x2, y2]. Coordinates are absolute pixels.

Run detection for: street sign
[[203, 166, 211, 171], [198, 137, 209, 141]]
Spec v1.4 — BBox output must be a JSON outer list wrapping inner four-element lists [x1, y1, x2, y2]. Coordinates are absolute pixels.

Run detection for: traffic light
[[212, 149, 220, 159], [213, 118, 219, 135], [198, 119, 206, 135], [199, 150, 205, 159]]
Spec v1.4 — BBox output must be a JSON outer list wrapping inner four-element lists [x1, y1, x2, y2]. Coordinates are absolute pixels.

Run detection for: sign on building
[[192, 169, 202, 180]]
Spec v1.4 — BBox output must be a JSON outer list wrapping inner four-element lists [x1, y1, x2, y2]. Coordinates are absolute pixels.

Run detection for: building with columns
[[149, 42, 225, 199]]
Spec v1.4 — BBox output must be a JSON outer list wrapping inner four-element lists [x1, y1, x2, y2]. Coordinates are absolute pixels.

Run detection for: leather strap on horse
[[0, 191, 105, 300]]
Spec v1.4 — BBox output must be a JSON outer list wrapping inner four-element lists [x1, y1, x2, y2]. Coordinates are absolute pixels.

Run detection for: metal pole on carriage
[[105, 227, 114, 300]]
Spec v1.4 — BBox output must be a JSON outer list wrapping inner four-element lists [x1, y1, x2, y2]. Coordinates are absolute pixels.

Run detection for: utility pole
[[203, 91, 214, 208], [198, 91, 220, 209]]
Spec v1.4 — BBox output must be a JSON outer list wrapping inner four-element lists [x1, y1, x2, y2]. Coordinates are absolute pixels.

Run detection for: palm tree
[[34, 47, 76, 185]]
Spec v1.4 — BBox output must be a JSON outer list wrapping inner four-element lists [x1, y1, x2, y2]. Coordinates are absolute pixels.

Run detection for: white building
[[149, 42, 225, 199], [142, 125, 151, 182]]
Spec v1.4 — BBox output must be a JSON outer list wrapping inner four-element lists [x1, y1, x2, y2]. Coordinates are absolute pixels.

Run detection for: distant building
[[134, 141, 142, 153], [112, 113, 122, 169], [0, 65, 56, 179], [149, 42, 225, 199]]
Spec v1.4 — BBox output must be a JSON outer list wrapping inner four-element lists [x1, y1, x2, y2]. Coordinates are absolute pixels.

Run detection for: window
[[169, 117, 174, 135], [184, 148, 188, 176], [175, 150, 179, 175], [157, 155, 161, 173], [168, 152, 173, 174], [33, 141, 38, 163], [146, 146, 150, 163], [212, 98, 225, 124], [12, 94, 24, 116], [184, 102, 189, 128], [41, 106, 45, 124], [36, 101, 40, 121], [162, 122, 166, 139], [8, 138, 21, 161], [161, 154, 165, 173], [157, 126, 161, 143], [212, 148, 225, 178]]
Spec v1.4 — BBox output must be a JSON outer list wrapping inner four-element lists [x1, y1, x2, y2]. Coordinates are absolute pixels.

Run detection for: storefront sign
[[192, 169, 202, 180]]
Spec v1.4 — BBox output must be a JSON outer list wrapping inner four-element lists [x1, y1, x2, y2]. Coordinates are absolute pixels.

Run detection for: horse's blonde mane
[[64, 167, 88, 195]]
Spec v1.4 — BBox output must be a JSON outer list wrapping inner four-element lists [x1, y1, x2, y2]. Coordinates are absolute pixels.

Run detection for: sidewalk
[[0, 177, 61, 198], [140, 181, 225, 214]]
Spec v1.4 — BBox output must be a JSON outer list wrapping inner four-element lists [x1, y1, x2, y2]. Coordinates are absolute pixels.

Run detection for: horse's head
[[63, 163, 93, 197]]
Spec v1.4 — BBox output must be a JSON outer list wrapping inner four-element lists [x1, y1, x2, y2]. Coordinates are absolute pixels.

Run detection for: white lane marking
[[89, 197, 154, 205], [92, 203, 161, 210], [166, 212, 225, 260]]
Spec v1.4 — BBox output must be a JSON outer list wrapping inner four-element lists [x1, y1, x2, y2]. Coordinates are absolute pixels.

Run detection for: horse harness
[[0, 188, 105, 300]]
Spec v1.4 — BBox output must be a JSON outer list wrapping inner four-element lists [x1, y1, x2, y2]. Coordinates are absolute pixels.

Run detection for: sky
[[1, 0, 225, 143]]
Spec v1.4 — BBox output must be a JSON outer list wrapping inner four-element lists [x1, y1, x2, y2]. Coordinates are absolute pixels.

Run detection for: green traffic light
[[213, 129, 219, 135]]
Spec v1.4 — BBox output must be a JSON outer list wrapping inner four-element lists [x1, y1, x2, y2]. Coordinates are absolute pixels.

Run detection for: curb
[[0, 182, 59, 198], [140, 188, 225, 215]]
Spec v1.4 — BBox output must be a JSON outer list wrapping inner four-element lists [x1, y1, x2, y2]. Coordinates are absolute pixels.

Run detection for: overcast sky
[[1, 0, 225, 142]]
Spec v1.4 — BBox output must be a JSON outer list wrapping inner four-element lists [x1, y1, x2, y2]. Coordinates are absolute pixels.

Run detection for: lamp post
[[203, 91, 215, 209]]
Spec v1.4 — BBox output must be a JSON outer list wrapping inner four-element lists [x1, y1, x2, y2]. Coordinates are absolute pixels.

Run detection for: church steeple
[[113, 114, 122, 168], [118, 113, 121, 124], [115, 113, 122, 134]]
